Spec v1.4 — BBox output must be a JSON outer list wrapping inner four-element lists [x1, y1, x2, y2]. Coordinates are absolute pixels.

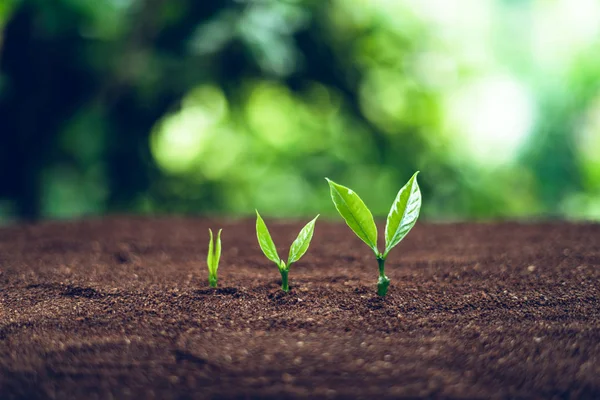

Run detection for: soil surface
[[0, 217, 599, 399]]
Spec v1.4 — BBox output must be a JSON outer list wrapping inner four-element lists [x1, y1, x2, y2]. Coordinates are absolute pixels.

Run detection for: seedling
[[326, 172, 421, 296], [207, 228, 222, 288], [255, 211, 319, 292]]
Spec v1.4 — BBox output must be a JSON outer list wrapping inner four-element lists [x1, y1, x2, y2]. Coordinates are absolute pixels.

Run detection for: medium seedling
[[326, 172, 422, 296], [207, 228, 222, 288], [255, 211, 319, 292]]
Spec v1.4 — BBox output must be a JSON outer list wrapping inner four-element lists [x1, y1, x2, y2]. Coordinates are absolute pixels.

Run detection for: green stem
[[376, 256, 390, 297], [209, 275, 218, 288], [280, 269, 289, 292]]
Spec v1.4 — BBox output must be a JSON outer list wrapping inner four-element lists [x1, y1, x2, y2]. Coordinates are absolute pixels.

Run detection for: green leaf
[[326, 178, 378, 253], [384, 171, 421, 258], [288, 215, 319, 265], [279, 259, 287, 272], [256, 210, 280, 265], [207, 228, 222, 275], [207, 228, 222, 287], [214, 229, 222, 272], [207, 228, 215, 273]]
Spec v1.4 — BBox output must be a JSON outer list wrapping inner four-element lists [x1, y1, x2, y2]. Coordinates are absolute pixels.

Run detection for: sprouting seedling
[[256, 211, 319, 293], [207, 229, 222, 288], [326, 172, 421, 297]]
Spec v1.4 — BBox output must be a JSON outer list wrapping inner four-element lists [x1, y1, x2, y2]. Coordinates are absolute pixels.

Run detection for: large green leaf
[[384, 171, 421, 258], [255, 210, 280, 265], [326, 178, 378, 253], [288, 215, 319, 265]]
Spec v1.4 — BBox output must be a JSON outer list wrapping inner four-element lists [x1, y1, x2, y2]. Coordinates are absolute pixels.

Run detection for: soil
[[0, 217, 599, 399]]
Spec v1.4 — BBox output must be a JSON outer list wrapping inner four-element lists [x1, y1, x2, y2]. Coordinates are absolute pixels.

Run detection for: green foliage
[[256, 212, 280, 265], [256, 210, 319, 292], [207, 228, 222, 288], [384, 171, 421, 258], [325, 178, 378, 253], [3, 1, 600, 223], [288, 216, 319, 265], [327, 173, 422, 296]]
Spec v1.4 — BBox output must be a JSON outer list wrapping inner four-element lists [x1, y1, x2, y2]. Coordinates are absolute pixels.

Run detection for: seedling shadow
[[194, 287, 240, 297]]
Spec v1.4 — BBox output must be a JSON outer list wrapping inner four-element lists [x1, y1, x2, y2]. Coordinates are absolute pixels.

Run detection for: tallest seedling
[[326, 172, 422, 296]]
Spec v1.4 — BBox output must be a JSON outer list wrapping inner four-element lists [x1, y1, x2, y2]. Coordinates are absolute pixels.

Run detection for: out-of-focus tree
[[1, 0, 599, 222]]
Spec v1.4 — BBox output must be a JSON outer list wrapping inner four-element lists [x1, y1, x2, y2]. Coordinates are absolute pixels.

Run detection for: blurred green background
[[1, 0, 600, 223]]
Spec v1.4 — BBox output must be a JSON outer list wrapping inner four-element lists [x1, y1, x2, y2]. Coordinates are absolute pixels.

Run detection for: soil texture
[[0, 217, 599, 399]]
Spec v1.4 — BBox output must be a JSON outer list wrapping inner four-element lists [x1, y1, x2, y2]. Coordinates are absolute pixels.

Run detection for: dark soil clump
[[1, 218, 599, 399]]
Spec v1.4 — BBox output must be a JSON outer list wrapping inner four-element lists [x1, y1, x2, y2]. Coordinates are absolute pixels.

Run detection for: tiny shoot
[[326, 172, 421, 296], [207, 228, 222, 288], [256, 211, 319, 292]]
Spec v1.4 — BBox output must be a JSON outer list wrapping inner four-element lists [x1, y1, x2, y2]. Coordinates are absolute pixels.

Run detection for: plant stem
[[209, 275, 218, 288], [376, 256, 390, 296], [280, 269, 289, 292]]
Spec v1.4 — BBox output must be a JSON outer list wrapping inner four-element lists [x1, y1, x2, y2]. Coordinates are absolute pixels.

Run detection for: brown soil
[[0, 217, 599, 399]]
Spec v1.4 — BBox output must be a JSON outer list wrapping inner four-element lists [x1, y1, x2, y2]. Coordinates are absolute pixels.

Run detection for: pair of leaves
[[207, 228, 222, 275], [256, 211, 319, 270], [326, 171, 421, 259]]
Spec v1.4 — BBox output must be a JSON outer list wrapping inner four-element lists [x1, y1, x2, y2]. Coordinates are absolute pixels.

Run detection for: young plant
[[326, 172, 421, 297], [255, 211, 319, 293], [207, 228, 222, 288]]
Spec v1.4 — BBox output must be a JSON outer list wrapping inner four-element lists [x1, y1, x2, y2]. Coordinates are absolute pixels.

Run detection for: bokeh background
[[1, 0, 600, 223]]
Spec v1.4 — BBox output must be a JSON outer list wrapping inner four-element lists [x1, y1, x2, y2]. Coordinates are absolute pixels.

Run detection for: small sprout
[[256, 210, 319, 293], [207, 228, 222, 288], [326, 172, 422, 296]]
